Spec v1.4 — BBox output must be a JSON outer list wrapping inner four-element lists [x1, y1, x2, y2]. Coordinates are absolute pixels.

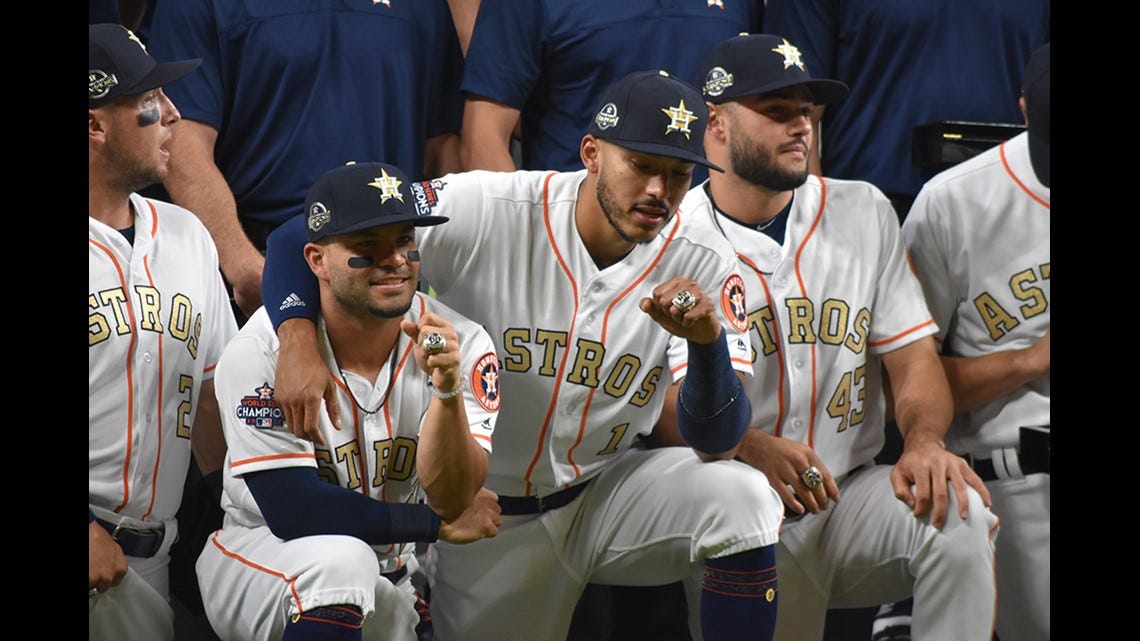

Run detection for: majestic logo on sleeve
[[471, 353, 501, 412], [235, 382, 285, 429], [721, 274, 749, 333], [410, 179, 446, 217], [661, 100, 699, 139]]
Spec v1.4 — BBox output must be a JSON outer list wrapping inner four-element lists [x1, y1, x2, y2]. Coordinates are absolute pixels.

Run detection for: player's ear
[[90, 109, 108, 143], [581, 134, 601, 173], [705, 103, 728, 142], [303, 242, 328, 278]]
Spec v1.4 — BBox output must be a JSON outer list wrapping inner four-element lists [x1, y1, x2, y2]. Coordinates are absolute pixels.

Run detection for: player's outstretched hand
[[275, 318, 341, 445], [890, 435, 991, 529], [438, 487, 503, 544], [401, 312, 462, 396], [89, 521, 128, 594], [639, 277, 722, 345], [737, 429, 841, 515]]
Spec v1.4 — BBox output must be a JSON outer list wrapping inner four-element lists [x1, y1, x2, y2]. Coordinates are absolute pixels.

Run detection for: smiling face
[[311, 223, 421, 319], [721, 86, 814, 191]]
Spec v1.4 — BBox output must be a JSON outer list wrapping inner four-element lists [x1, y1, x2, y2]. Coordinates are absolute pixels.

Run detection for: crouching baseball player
[[261, 71, 786, 641], [195, 162, 503, 641]]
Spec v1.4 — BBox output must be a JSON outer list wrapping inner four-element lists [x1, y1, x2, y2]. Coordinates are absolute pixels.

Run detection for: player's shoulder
[[435, 168, 574, 207], [416, 293, 493, 341], [131, 193, 213, 240], [919, 133, 1022, 195]]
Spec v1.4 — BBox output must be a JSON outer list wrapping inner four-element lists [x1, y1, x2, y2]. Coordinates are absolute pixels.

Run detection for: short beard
[[104, 134, 166, 194], [596, 169, 671, 245], [331, 283, 414, 320], [729, 130, 809, 192]]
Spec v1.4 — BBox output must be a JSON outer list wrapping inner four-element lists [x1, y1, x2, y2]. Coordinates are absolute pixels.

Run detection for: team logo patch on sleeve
[[721, 274, 749, 333], [234, 382, 285, 429], [471, 353, 501, 412], [410, 179, 447, 217]]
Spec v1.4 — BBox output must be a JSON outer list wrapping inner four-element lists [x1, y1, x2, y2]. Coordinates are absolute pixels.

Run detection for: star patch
[[707, 0, 724, 7], [661, 100, 699, 138], [771, 38, 806, 71], [368, 168, 404, 203]]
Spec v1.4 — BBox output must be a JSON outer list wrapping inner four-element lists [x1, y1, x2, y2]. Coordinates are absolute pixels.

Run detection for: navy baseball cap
[[588, 70, 723, 173], [1022, 43, 1050, 188], [89, 23, 201, 109], [698, 34, 849, 106], [305, 162, 449, 242]]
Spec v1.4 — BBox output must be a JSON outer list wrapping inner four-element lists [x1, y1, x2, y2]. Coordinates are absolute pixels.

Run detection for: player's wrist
[[431, 372, 468, 400]]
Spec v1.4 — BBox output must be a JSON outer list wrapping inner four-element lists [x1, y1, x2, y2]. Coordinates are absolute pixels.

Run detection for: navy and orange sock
[[282, 604, 364, 641], [700, 545, 778, 640]]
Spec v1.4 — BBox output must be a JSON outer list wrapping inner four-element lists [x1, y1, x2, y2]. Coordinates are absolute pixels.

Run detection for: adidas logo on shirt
[[278, 293, 306, 310]]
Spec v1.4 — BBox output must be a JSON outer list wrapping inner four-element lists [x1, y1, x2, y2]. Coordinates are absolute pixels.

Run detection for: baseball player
[[900, 44, 1051, 641], [657, 34, 1001, 641], [261, 71, 786, 641], [89, 23, 239, 641], [196, 162, 503, 641]]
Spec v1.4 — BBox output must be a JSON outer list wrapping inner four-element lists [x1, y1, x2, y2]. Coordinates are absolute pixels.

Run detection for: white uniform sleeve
[[455, 318, 500, 453], [214, 331, 317, 477], [867, 195, 938, 353], [901, 188, 957, 345], [417, 172, 492, 299]]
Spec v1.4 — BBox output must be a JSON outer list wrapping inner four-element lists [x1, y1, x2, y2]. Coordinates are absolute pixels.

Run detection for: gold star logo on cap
[[661, 99, 699, 139], [771, 38, 806, 71], [368, 168, 404, 203]]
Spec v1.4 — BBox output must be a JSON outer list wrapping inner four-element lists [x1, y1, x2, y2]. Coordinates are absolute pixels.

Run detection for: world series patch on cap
[[89, 23, 201, 109], [697, 33, 849, 106], [588, 70, 723, 173], [305, 162, 450, 242]]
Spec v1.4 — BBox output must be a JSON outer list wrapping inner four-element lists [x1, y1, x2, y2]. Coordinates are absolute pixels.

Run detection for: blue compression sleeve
[[263, 214, 320, 330], [244, 467, 440, 544], [677, 331, 751, 454]]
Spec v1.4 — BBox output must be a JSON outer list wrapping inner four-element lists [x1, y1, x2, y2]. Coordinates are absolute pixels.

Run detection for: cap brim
[[710, 78, 850, 106], [610, 140, 725, 174], [131, 58, 203, 96], [308, 213, 450, 242]]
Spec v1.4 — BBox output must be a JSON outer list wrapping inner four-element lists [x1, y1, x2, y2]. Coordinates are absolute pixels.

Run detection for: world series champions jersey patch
[[721, 274, 749, 333], [471, 353, 501, 412], [410, 179, 448, 217], [235, 382, 285, 429]]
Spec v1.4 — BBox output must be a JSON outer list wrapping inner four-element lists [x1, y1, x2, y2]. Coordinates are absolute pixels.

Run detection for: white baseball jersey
[[417, 169, 753, 497], [682, 175, 936, 478], [89, 193, 237, 536], [89, 193, 238, 639], [902, 131, 1049, 641], [683, 176, 999, 641], [414, 169, 783, 641], [198, 294, 498, 641]]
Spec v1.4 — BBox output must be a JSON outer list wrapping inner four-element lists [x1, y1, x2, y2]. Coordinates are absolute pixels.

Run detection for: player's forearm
[[890, 358, 954, 447], [190, 379, 227, 475], [164, 120, 261, 277], [459, 98, 520, 171], [940, 347, 1047, 414], [425, 132, 462, 178], [264, 214, 321, 328], [676, 332, 751, 460], [417, 397, 488, 521]]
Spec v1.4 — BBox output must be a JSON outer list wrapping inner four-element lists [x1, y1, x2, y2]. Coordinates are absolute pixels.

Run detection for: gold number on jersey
[[597, 423, 631, 456], [176, 374, 193, 439], [825, 365, 866, 432]]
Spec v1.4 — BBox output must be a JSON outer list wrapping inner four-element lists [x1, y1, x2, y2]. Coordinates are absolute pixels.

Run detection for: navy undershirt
[[704, 182, 792, 245]]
